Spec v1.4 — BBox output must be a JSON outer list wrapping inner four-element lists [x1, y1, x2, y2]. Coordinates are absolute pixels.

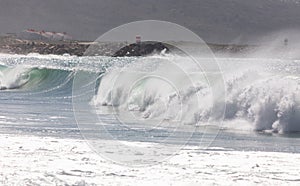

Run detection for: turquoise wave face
[[0, 66, 73, 91]]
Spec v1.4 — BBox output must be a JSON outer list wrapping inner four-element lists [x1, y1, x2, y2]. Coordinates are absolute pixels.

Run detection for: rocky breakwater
[[2, 41, 89, 56], [0, 36, 129, 56], [0, 36, 255, 57]]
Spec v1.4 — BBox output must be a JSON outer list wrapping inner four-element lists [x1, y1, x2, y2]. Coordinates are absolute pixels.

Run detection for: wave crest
[[94, 60, 300, 133]]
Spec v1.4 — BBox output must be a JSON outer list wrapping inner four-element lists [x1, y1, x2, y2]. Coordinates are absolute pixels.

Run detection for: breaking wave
[[225, 71, 300, 133], [1, 53, 300, 134], [93, 56, 300, 134], [0, 65, 73, 91]]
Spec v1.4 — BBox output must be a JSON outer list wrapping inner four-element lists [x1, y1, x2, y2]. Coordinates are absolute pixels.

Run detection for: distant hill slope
[[1, 0, 300, 43]]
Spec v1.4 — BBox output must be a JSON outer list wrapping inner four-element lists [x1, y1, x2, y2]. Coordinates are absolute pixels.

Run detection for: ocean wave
[[1, 54, 300, 133], [225, 74, 300, 133], [94, 57, 300, 134], [0, 65, 73, 92]]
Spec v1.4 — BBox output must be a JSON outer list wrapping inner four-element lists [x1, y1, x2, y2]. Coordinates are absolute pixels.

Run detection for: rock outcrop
[[112, 42, 169, 57]]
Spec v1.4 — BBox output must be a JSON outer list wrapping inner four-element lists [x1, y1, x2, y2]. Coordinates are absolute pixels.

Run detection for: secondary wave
[[0, 65, 74, 93]]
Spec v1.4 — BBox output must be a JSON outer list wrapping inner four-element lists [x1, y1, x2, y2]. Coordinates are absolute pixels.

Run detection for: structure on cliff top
[[17, 29, 72, 41]]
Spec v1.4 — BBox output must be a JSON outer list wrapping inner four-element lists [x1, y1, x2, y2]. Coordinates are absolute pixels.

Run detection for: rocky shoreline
[[0, 36, 254, 56]]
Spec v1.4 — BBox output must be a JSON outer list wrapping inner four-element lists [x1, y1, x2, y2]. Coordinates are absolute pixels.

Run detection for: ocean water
[[0, 53, 300, 157]]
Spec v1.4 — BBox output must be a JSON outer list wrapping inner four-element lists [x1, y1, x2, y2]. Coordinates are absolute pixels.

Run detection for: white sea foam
[[1, 134, 300, 185], [0, 66, 31, 89], [94, 55, 300, 133]]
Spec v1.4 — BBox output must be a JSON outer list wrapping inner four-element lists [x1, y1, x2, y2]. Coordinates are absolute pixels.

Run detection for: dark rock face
[[112, 42, 169, 57]]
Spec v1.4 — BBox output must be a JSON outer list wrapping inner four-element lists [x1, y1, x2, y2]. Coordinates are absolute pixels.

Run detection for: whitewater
[[0, 52, 300, 185]]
